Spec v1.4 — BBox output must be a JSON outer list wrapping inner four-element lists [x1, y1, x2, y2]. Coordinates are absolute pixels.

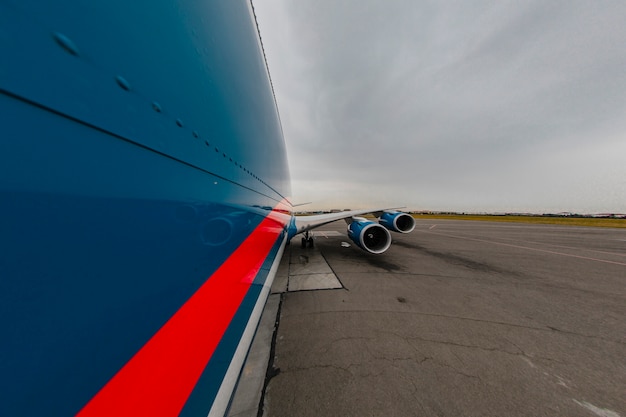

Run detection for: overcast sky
[[253, 1, 626, 213]]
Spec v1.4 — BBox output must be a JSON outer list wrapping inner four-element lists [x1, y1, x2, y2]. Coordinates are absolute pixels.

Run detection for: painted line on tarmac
[[482, 237, 626, 259], [422, 231, 626, 267]]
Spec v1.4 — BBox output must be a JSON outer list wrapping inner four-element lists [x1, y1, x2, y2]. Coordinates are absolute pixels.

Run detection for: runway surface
[[248, 219, 626, 417]]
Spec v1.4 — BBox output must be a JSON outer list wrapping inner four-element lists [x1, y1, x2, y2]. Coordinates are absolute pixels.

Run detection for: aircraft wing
[[291, 208, 398, 233], [291, 208, 416, 254]]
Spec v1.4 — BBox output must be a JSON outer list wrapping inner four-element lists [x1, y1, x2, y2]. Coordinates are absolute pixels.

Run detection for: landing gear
[[301, 231, 314, 248]]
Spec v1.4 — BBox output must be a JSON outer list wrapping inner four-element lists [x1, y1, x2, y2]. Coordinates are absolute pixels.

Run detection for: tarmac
[[230, 219, 626, 417]]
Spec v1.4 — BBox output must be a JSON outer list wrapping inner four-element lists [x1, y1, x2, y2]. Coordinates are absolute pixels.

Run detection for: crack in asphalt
[[317, 336, 371, 355], [282, 309, 625, 346], [429, 360, 482, 381], [545, 325, 626, 345], [405, 335, 565, 365], [281, 328, 489, 384]]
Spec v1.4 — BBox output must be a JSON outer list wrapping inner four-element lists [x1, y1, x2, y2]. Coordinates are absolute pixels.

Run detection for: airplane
[[0, 1, 415, 416]]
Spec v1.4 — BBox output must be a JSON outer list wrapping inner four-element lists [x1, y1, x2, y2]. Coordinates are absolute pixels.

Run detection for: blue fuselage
[[1, 1, 291, 415]]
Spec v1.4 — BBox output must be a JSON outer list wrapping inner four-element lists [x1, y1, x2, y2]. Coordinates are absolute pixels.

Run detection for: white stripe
[[207, 233, 287, 417]]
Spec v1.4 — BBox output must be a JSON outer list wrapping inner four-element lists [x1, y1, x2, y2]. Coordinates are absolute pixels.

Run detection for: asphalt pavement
[[243, 219, 626, 417]]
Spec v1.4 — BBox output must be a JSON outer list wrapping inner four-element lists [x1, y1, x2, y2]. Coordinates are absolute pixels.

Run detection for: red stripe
[[77, 205, 289, 416]]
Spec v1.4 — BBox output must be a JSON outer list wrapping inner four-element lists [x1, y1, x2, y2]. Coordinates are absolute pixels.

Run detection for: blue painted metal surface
[[0, 0, 291, 415], [379, 211, 416, 233], [347, 218, 392, 254]]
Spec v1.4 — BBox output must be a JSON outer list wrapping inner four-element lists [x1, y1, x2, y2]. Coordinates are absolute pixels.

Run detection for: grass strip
[[412, 214, 626, 228]]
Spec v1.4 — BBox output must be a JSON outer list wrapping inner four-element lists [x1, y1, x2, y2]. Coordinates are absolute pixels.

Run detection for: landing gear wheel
[[302, 231, 314, 248]]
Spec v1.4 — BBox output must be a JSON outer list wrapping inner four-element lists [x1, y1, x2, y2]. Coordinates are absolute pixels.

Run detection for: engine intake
[[347, 218, 392, 254], [379, 211, 415, 233]]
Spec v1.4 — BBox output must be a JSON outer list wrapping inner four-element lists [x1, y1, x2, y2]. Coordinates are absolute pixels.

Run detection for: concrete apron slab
[[276, 234, 343, 293], [229, 235, 344, 416], [287, 243, 342, 291]]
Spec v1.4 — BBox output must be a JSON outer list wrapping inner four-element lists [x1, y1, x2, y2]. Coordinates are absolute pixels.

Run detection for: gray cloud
[[254, 0, 626, 212]]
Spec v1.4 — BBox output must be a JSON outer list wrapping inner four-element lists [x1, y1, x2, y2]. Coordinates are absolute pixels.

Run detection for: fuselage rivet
[[115, 76, 131, 91], [176, 119, 183, 127], [152, 102, 162, 112], [52, 32, 80, 56]]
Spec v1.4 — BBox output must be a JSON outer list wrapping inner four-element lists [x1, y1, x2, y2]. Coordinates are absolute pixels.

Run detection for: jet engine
[[378, 211, 416, 233], [347, 217, 392, 254]]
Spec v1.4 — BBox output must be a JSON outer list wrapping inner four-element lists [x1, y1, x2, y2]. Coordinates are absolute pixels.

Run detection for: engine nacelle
[[347, 218, 392, 254], [378, 211, 416, 233]]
